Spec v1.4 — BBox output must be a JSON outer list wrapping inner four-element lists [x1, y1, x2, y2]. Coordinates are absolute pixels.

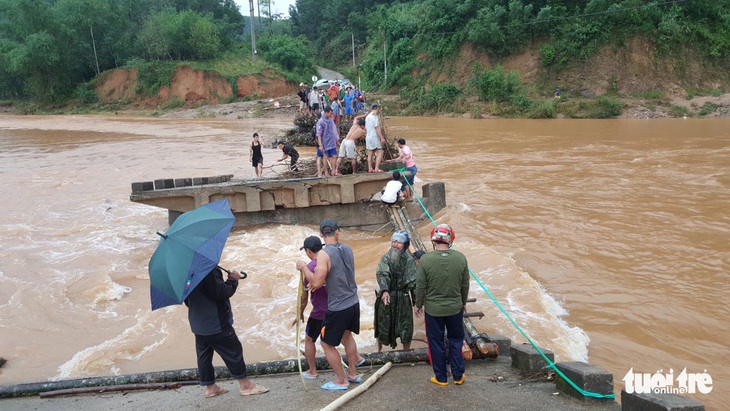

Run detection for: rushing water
[[0, 114, 727, 409]]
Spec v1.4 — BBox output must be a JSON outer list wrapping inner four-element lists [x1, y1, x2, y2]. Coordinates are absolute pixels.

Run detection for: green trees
[[138, 9, 222, 60], [257, 35, 315, 80], [0, 0, 245, 101], [288, 0, 730, 94]]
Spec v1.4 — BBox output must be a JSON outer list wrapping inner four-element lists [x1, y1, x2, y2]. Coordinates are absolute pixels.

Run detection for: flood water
[[0, 114, 727, 409]]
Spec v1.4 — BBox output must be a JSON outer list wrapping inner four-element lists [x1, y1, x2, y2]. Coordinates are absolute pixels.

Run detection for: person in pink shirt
[[398, 138, 418, 200]]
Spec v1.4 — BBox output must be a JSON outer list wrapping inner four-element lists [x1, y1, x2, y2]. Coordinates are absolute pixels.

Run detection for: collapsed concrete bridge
[[129, 172, 446, 230]]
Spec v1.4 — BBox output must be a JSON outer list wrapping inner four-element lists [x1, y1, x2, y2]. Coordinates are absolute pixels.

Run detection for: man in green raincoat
[[374, 230, 418, 351]]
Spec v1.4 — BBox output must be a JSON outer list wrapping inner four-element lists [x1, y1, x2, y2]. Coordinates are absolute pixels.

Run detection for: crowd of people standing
[[202, 79, 470, 403], [298, 81, 366, 119]]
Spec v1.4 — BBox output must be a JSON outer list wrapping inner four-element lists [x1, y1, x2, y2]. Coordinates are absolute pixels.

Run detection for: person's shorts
[[306, 317, 324, 342], [316, 147, 324, 158], [333, 114, 339, 123], [405, 165, 417, 185], [299, 101, 306, 110], [338, 139, 357, 159], [321, 303, 360, 347], [311, 103, 320, 111], [252, 157, 263, 167], [324, 147, 337, 157], [366, 134, 382, 151]]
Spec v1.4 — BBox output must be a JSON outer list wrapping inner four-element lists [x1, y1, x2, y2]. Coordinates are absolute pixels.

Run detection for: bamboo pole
[[39, 382, 188, 398], [320, 362, 393, 411], [0, 350, 429, 398], [295, 271, 307, 389]]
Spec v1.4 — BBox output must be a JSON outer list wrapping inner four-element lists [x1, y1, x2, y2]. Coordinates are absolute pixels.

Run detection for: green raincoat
[[374, 249, 417, 349]]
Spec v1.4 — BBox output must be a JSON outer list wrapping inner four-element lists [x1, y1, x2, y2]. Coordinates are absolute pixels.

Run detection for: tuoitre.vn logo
[[623, 368, 713, 395]]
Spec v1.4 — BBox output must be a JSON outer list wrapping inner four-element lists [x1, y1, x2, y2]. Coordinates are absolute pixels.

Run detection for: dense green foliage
[[2, 0, 729, 115], [289, 0, 730, 93], [0, 0, 310, 102]]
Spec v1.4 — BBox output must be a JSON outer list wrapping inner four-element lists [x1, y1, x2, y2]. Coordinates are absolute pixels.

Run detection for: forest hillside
[[1, 0, 729, 118]]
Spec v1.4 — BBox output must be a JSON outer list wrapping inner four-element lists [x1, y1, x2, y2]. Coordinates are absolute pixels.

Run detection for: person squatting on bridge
[[296, 219, 363, 390], [374, 230, 418, 352], [381, 171, 403, 205], [415, 224, 470, 386]]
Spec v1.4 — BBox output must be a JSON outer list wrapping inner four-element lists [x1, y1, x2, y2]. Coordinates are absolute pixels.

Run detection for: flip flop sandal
[[302, 373, 318, 380], [240, 384, 269, 396], [321, 381, 349, 391], [347, 374, 362, 383], [205, 387, 229, 398], [356, 358, 366, 367]]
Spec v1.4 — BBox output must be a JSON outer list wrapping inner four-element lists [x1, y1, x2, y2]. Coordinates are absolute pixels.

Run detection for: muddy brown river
[[0, 115, 727, 408]]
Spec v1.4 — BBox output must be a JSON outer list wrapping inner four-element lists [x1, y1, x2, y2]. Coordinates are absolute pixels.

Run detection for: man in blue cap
[[296, 219, 362, 390]]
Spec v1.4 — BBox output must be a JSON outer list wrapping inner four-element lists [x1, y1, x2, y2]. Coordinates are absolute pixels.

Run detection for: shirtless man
[[336, 114, 366, 174]]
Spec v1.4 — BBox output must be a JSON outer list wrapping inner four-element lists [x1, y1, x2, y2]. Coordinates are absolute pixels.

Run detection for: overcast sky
[[234, 0, 296, 19]]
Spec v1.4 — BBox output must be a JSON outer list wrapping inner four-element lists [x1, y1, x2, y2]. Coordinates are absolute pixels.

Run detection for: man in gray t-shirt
[[297, 219, 362, 390]]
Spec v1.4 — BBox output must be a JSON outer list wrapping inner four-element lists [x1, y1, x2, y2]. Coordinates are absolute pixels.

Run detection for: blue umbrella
[[148, 199, 235, 310]]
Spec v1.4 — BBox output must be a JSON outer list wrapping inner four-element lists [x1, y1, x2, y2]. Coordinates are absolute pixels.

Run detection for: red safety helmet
[[430, 224, 455, 246]]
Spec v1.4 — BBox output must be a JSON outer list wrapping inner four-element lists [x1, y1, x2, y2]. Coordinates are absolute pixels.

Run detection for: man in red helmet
[[415, 224, 470, 386]]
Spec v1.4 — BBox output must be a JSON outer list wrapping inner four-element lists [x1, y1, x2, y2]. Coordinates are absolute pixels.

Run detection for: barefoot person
[[185, 266, 269, 398], [296, 219, 362, 390], [316, 106, 340, 176], [250, 133, 264, 178], [380, 171, 403, 205], [365, 104, 386, 173], [336, 114, 366, 174], [397, 138, 417, 199]]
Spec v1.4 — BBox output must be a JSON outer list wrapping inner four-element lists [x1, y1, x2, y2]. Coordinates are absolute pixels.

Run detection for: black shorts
[[321, 303, 360, 347], [306, 317, 323, 342], [311, 103, 320, 111]]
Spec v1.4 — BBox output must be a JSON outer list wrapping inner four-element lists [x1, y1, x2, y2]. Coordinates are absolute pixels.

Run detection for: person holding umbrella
[[147, 199, 268, 398], [185, 266, 269, 398]]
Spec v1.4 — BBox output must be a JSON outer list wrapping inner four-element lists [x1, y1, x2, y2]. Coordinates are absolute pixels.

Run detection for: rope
[[396, 173, 615, 399]]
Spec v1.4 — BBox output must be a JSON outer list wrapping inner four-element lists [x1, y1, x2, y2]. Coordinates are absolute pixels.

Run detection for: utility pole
[[382, 31, 387, 88], [352, 33, 355, 68], [90, 25, 100, 75], [249, 0, 257, 60]]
